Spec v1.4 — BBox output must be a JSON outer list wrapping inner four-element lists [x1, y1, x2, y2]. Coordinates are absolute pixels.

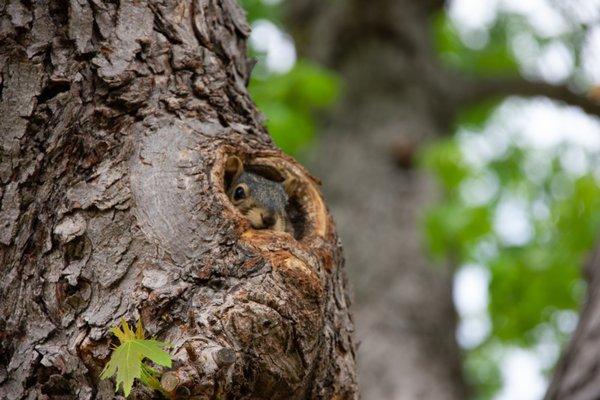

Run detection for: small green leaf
[[101, 319, 172, 397]]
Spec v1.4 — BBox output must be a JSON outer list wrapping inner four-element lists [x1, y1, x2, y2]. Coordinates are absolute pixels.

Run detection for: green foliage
[[489, 174, 600, 344], [250, 61, 340, 155], [424, 135, 600, 334], [432, 13, 519, 76], [237, 0, 280, 26], [427, 5, 600, 382], [422, 112, 600, 397], [425, 202, 492, 260], [421, 138, 470, 192], [457, 99, 503, 130], [463, 342, 503, 400], [101, 319, 172, 397], [238, 0, 340, 156]]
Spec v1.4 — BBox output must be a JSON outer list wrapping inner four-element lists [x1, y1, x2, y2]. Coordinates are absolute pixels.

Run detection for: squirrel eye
[[233, 185, 246, 201]]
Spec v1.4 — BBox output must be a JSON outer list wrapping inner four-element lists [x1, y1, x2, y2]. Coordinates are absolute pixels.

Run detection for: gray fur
[[231, 172, 288, 214]]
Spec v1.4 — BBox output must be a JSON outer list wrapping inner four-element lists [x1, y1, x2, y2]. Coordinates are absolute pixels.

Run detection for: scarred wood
[[0, 1, 358, 399]]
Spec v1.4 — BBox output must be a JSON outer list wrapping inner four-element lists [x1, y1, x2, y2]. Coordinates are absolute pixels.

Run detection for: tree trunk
[[0, 1, 357, 399], [287, 1, 467, 399], [545, 245, 600, 400]]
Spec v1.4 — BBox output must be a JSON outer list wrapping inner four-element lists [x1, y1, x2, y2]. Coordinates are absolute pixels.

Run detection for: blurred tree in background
[[239, 0, 600, 399], [425, 4, 600, 398], [424, 104, 600, 398]]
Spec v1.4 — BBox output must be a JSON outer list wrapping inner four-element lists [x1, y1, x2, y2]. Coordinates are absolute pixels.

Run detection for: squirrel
[[225, 156, 297, 235]]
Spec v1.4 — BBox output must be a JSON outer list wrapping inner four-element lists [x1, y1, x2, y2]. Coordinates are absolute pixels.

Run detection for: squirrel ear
[[225, 156, 244, 185], [284, 176, 301, 196]]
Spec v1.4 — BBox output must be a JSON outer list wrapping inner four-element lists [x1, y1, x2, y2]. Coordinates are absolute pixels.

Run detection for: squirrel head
[[226, 156, 295, 232]]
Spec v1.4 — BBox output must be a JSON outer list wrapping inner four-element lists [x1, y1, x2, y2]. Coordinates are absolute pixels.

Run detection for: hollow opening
[[223, 156, 310, 241], [286, 195, 307, 240]]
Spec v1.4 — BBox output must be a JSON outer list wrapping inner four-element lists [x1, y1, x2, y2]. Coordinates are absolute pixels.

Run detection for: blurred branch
[[455, 77, 600, 117]]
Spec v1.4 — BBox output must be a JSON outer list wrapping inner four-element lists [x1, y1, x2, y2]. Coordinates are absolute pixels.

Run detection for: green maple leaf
[[100, 318, 172, 397]]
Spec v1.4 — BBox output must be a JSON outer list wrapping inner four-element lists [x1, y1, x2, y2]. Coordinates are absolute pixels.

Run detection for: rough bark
[[287, 1, 467, 399], [0, 1, 357, 399], [545, 245, 600, 400]]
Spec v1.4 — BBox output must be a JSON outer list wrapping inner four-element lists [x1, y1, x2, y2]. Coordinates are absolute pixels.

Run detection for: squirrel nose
[[262, 213, 276, 228]]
